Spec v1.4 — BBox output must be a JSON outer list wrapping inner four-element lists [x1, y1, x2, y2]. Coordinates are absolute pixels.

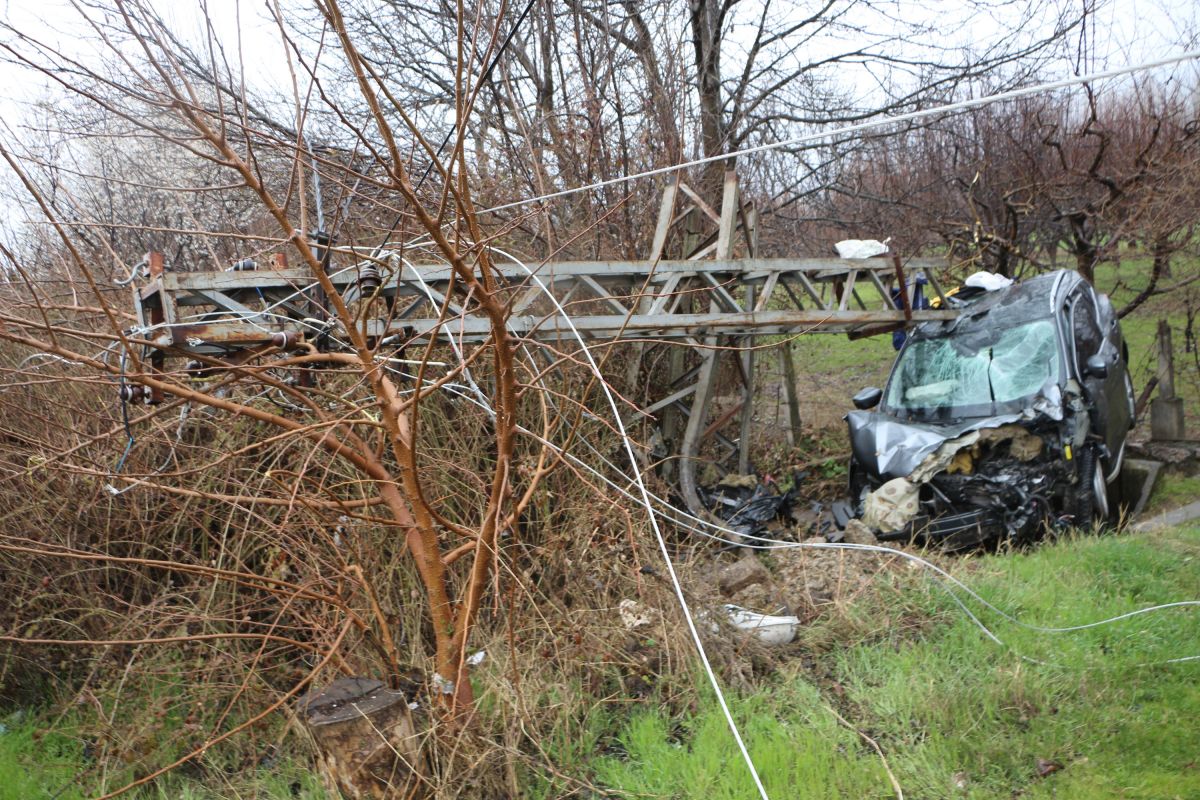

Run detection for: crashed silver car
[[846, 270, 1135, 549]]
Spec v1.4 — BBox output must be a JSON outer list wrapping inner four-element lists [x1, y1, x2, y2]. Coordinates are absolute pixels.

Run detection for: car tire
[[1074, 445, 1109, 528]]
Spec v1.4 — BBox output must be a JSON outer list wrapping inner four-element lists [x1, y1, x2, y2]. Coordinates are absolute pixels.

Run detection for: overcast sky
[[2, 0, 1196, 109], [0, 0, 1196, 242]]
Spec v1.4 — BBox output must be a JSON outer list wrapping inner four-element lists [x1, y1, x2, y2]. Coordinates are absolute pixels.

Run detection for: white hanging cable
[[484, 247, 773, 799], [479, 50, 1200, 216]]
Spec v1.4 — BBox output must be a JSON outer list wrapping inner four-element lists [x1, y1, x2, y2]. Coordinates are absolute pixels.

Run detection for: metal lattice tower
[[130, 172, 957, 513]]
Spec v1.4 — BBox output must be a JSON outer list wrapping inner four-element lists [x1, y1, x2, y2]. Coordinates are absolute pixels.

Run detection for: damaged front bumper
[[853, 422, 1073, 549]]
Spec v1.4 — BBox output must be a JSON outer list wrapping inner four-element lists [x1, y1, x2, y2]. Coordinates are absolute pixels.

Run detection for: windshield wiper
[[985, 347, 996, 404]]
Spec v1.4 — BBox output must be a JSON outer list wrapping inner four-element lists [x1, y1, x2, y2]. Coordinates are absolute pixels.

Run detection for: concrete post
[[1150, 319, 1185, 441]]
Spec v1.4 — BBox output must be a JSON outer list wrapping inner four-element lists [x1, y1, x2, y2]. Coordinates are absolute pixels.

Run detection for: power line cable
[[491, 246, 773, 800], [479, 49, 1200, 216]]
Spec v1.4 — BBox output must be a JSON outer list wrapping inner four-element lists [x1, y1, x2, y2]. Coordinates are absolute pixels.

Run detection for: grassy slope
[[593, 526, 1200, 799], [592, 259, 1200, 797]]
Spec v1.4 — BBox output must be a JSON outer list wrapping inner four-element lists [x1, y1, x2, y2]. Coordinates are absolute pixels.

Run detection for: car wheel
[[1074, 445, 1109, 527]]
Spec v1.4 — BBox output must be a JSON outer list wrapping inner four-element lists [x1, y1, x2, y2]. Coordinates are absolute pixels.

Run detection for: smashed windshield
[[885, 318, 1060, 416]]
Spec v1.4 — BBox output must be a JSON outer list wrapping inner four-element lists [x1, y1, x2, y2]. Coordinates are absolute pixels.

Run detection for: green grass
[[588, 526, 1200, 799], [0, 710, 329, 800], [593, 683, 889, 799], [0, 712, 84, 800], [1146, 472, 1200, 516], [791, 331, 896, 383]]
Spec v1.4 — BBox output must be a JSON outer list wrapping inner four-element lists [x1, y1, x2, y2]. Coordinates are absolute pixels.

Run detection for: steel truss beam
[[134, 256, 951, 354], [129, 174, 955, 516]]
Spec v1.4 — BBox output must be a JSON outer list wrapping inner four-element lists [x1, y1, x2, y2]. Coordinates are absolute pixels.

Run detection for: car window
[[1071, 292, 1102, 362], [885, 318, 1060, 414]]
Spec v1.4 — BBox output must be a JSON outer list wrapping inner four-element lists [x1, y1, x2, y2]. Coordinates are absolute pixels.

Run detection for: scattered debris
[[1035, 758, 1064, 778], [716, 554, 769, 595], [834, 238, 890, 259], [862, 477, 919, 531], [841, 518, 878, 545], [618, 599, 660, 630], [723, 605, 799, 645], [699, 474, 795, 539], [964, 271, 1013, 291]]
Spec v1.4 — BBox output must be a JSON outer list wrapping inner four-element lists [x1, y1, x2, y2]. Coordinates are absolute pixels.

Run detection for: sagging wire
[[113, 256, 149, 286], [484, 247, 773, 800], [398, 351, 1200, 673], [479, 49, 1200, 217], [426, 341, 1200, 668]]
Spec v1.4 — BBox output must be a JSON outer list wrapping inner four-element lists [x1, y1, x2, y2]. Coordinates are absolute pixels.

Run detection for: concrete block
[[1116, 458, 1162, 519], [1150, 397, 1185, 442]]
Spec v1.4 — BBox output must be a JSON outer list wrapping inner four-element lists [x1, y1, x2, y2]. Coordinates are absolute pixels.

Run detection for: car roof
[[957, 269, 1081, 315], [916, 269, 1084, 336]]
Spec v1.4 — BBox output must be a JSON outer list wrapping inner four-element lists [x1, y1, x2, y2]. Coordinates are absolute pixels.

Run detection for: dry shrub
[[0, 302, 781, 797]]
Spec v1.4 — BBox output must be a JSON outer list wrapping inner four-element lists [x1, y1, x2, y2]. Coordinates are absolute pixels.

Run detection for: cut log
[[300, 677, 428, 799]]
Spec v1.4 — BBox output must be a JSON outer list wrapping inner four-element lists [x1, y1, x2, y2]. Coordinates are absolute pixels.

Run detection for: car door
[[1069, 289, 1127, 460], [1095, 290, 1134, 446]]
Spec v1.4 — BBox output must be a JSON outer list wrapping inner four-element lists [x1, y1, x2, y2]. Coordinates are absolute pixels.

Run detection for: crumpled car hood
[[846, 411, 1026, 479]]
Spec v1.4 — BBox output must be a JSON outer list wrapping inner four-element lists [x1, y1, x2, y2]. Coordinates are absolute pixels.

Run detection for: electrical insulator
[[358, 263, 381, 295]]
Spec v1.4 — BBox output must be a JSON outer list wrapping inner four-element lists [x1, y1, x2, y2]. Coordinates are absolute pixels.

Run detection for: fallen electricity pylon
[[127, 172, 958, 513]]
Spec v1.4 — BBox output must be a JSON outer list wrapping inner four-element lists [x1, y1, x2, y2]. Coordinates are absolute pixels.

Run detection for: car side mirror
[[1085, 354, 1108, 379], [852, 386, 883, 410]]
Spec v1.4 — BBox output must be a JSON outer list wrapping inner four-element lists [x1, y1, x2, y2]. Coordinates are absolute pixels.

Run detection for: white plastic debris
[[466, 650, 486, 667], [618, 599, 660, 630], [964, 271, 1013, 291], [834, 238, 890, 259], [431, 673, 455, 695], [723, 605, 799, 646]]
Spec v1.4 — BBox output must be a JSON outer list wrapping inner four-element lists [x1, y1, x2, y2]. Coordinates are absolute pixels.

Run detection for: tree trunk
[[690, 0, 730, 202]]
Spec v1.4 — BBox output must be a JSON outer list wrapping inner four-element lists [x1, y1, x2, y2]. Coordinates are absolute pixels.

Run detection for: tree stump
[[299, 677, 428, 799]]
